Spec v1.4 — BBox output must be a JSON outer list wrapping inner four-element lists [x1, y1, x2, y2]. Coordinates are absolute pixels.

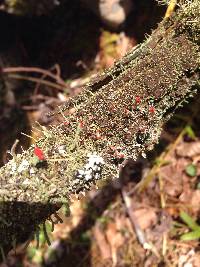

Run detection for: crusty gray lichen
[[0, 0, 199, 256]]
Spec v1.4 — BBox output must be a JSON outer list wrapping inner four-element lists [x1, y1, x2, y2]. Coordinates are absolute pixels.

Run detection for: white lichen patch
[[57, 145, 67, 157], [87, 152, 105, 166], [17, 159, 30, 173], [70, 153, 105, 193], [77, 152, 105, 181], [22, 178, 31, 186], [29, 167, 36, 175], [9, 161, 17, 174]]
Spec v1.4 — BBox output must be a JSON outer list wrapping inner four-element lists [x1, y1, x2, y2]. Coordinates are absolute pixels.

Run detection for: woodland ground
[[1, 1, 200, 266]]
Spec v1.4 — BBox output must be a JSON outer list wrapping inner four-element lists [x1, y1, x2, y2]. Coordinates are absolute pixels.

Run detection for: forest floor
[[1, 1, 200, 266]]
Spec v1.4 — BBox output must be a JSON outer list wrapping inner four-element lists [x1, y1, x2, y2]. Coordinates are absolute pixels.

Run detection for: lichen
[[0, 0, 199, 255]]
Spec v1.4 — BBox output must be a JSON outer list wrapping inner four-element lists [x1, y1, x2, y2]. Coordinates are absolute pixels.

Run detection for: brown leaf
[[190, 190, 200, 213], [160, 162, 184, 197], [132, 208, 157, 230], [106, 221, 124, 266], [93, 224, 111, 260], [176, 142, 200, 158]]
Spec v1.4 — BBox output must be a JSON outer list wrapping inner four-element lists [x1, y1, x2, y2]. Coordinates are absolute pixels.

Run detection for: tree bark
[[0, 0, 199, 258]]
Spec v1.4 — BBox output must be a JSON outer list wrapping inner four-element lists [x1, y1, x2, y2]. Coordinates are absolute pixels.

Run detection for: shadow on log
[[0, 201, 61, 258]]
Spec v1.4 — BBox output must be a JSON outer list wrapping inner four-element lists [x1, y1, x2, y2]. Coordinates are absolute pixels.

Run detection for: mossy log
[[0, 0, 199, 258]]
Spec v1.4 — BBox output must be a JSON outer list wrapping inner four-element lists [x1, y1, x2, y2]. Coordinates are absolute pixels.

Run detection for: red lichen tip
[[114, 151, 125, 159], [135, 96, 141, 104], [95, 130, 101, 140], [34, 146, 45, 161], [79, 120, 85, 128], [124, 108, 130, 115], [149, 106, 155, 114], [64, 120, 70, 126]]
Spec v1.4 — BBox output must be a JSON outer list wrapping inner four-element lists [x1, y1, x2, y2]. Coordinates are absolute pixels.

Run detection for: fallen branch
[[0, 0, 199, 258]]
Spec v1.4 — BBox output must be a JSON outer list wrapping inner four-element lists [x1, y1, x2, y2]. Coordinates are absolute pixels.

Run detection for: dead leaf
[[116, 32, 133, 58], [93, 224, 111, 260], [160, 163, 183, 197], [176, 142, 200, 158], [179, 187, 193, 204], [132, 208, 157, 230], [190, 190, 200, 213], [106, 221, 124, 266]]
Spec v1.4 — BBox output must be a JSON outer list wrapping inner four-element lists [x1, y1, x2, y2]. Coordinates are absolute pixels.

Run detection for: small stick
[[121, 188, 147, 246], [158, 174, 166, 208], [165, 0, 177, 18], [7, 74, 65, 91], [3, 66, 66, 87], [54, 212, 63, 224], [10, 139, 19, 157], [121, 188, 160, 258], [21, 132, 37, 143]]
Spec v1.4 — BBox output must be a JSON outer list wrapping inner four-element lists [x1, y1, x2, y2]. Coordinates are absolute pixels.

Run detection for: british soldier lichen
[[0, 0, 199, 255]]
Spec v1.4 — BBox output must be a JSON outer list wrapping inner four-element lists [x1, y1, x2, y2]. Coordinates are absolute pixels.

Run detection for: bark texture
[[0, 0, 199, 257]]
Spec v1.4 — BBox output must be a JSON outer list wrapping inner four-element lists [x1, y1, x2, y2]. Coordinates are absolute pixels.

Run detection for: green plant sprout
[[179, 210, 200, 241], [27, 221, 53, 263], [185, 164, 197, 177], [184, 125, 196, 140]]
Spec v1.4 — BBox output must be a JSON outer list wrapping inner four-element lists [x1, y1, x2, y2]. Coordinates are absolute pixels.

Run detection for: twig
[[165, 0, 177, 18], [121, 188, 160, 258], [121, 188, 147, 246], [21, 132, 37, 143], [33, 64, 64, 95], [162, 232, 168, 256], [158, 174, 166, 209], [3, 66, 66, 88], [10, 139, 19, 158], [54, 213, 63, 224], [7, 74, 65, 91]]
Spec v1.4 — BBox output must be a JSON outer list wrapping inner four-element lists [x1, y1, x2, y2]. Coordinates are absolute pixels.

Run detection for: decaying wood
[[0, 0, 199, 258]]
